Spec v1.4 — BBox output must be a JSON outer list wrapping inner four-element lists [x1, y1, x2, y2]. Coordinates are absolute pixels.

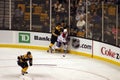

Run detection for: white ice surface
[[0, 48, 120, 80]]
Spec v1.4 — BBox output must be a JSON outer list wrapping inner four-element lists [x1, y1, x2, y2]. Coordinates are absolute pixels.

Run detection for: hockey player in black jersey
[[47, 23, 62, 53], [17, 51, 33, 75]]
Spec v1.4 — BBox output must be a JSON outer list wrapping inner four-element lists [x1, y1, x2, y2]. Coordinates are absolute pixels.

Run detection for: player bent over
[[55, 29, 68, 53], [17, 51, 33, 75], [47, 23, 62, 53]]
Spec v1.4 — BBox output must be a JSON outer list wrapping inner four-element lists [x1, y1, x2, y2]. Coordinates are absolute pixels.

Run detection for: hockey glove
[[30, 62, 32, 66]]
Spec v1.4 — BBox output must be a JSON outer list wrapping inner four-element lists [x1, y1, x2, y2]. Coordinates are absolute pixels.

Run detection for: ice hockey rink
[[0, 48, 120, 80]]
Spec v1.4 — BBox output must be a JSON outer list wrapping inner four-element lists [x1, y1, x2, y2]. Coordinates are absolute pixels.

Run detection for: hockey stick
[[33, 64, 57, 66]]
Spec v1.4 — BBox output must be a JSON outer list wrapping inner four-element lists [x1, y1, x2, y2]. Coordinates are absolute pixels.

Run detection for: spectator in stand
[[70, 3, 76, 17], [53, 0, 62, 14], [70, 27, 78, 36], [41, 21, 49, 33], [53, 0, 68, 17], [92, 24, 102, 40], [13, 6, 24, 30], [76, 0, 85, 14], [104, 30, 115, 45], [91, 11, 101, 24], [43, 0, 50, 14], [54, 14, 62, 25], [86, 13, 93, 39], [70, 2, 76, 28], [76, 14, 86, 37], [111, 24, 117, 39], [76, 14, 85, 31]]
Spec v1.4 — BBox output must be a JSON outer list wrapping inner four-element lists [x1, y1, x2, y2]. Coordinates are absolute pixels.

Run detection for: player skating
[[17, 51, 33, 75]]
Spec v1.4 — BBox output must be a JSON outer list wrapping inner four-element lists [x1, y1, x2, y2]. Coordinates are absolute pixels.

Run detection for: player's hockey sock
[[22, 67, 28, 75], [24, 67, 28, 72], [48, 44, 54, 53], [49, 43, 53, 48]]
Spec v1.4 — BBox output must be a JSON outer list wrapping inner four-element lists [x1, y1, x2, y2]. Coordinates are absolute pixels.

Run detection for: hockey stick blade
[[33, 64, 57, 66]]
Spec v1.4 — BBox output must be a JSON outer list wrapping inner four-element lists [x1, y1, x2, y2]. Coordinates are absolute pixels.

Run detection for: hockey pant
[[17, 61, 28, 73], [56, 41, 67, 50]]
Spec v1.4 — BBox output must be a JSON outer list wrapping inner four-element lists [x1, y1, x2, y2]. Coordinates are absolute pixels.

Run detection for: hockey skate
[[64, 50, 68, 53], [22, 72, 28, 75], [47, 46, 53, 53]]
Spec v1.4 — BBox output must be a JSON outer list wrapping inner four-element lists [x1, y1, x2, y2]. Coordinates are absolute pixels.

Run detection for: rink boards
[[0, 30, 120, 66]]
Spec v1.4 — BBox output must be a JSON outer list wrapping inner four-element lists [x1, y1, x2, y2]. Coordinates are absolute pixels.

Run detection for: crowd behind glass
[[0, 0, 120, 47]]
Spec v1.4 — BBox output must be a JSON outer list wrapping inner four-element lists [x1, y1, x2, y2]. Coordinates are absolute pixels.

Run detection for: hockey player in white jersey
[[55, 29, 68, 53]]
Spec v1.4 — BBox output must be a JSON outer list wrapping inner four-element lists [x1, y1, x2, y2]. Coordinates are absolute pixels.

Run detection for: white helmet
[[63, 29, 67, 33]]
